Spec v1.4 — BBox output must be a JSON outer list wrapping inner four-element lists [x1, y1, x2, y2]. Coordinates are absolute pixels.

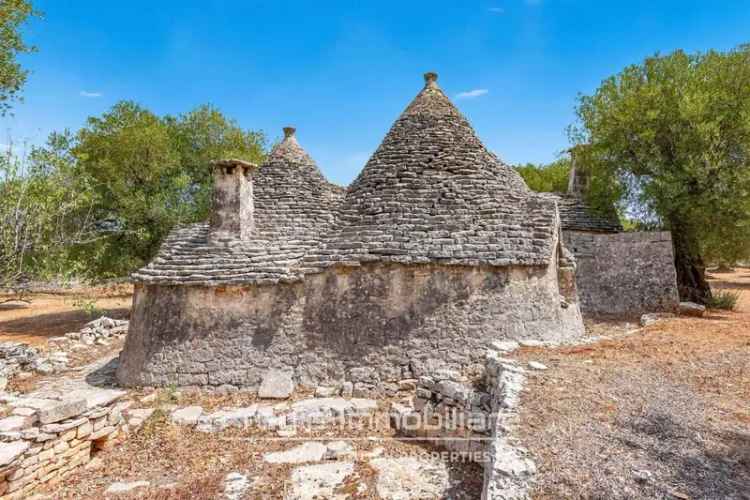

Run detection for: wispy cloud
[[488, 7, 505, 14], [455, 89, 489, 100], [79, 91, 102, 98]]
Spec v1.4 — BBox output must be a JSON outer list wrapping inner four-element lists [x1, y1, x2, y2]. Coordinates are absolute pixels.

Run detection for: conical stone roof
[[542, 193, 622, 233], [303, 73, 559, 271], [131, 128, 344, 286], [252, 127, 345, 245]]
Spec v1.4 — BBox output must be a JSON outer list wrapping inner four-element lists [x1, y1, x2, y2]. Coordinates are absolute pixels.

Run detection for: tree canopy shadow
[[0, 307, 130, 340], [616, 409, 750, 499]]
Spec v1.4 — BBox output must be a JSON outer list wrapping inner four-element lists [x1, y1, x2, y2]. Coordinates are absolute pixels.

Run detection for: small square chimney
[[209, 159, 257, 243]]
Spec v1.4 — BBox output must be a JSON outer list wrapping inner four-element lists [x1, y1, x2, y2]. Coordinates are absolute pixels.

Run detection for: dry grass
[[515, 269, 750, 499]]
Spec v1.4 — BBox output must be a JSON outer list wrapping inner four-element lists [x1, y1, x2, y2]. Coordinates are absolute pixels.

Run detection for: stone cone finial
[[424, 72, 439, 87], [283, 127, 296, 139]]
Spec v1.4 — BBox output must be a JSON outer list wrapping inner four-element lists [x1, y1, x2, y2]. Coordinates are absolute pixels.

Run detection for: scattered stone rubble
[[52, 316, 129, 348], [162, 394, 467, 498], [0, 344, 45, 390], [0, 317, 128, 390]]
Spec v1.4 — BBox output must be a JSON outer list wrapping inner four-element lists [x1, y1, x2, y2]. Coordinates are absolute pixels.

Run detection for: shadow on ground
[[0, 303, 31, 311], [0, 307, 130, 340], [616, 405, 750, 499], [84, 355, 121, 388]]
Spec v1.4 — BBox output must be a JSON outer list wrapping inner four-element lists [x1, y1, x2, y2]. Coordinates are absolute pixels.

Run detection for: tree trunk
[[670, 218, 712, 304]]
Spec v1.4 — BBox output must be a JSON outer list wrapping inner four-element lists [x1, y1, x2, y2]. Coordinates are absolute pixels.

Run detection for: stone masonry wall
[[387, 345, 536, 498], [117, 261, 583, 392], [482, 349, 535, 499], [0, 389, 127, 498], [564, 230, 679, 316]]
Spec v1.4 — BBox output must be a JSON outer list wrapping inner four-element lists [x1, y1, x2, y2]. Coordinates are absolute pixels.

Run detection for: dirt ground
[[516, 269, 750, 499], [3, 273, 749, 499], [0, 285, 132, 346]]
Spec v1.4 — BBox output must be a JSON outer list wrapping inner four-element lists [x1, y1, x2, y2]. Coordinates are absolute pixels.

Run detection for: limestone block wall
[[388, 347, 537, 498], [117, 262, 583, 392], [0, 390, 127, 498], [563, 230, 679, 316], [117, 282, 306, 389], [389, 370, 491, 460], [482, 350, 535, 499]]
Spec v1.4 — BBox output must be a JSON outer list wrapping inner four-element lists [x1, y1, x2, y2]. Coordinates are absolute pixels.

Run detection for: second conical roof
[[252, 127, 344, 245], [303, 73, 558, 271]]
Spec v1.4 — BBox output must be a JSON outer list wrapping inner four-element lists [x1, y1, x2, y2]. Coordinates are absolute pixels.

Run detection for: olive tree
[[0, 0, 38, 114], [571, 45, 750, 303]]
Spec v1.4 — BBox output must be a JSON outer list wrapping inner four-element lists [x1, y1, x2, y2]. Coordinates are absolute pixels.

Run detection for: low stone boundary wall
[[389, 370, 491, 460], [482, 350, 536, 499], [388, 344, 537, 499], [0, 388, 128, 498], [0, 317, 129, 391]]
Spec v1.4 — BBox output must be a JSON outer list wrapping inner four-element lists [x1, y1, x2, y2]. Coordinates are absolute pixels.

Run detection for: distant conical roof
[[539, 161, 621, 233], [131, 127, 345, 286], [253, 127, 345, 244], [303, 73, 558, 271]]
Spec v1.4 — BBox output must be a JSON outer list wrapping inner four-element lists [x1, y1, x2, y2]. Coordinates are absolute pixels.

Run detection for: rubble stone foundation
[[117, 262, 583, 391]]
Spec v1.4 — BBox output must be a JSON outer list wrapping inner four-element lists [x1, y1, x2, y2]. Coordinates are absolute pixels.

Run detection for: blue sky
[[2, 1, 749, 185]]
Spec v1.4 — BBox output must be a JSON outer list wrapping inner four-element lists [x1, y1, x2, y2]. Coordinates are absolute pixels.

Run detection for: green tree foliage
[[1, 102, 266, 284], [0, 0, 38, 115], [0, 134, 97, 291], [166, 105, 267, 219], [514, 157, 571, 193], [69, 102, 266, 277], [570, 45, 750, 303]]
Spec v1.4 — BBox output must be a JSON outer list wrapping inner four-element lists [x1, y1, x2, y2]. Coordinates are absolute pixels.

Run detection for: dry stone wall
[[482, 350, 536, 499], [387, 344, 537, 498], [389, 370, 491, 460], [0, 388, 128, 498], [117, 261, 583, 391], [563, 231, 679, 316]]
